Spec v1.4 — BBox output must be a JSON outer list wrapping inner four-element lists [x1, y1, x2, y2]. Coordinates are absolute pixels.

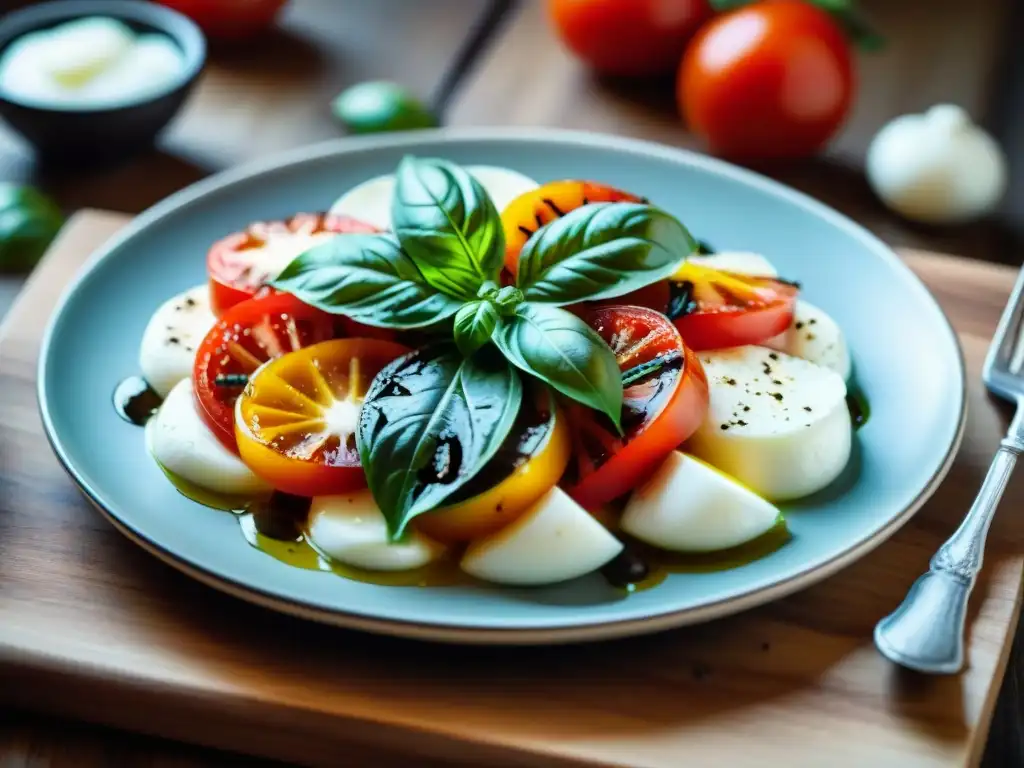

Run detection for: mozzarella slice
[[460, 487, 623, 586], [621, 451, 780, 552], [686, 251, 779, 277], [329, 165, 540, 229], [149, 379, 271, 496], [138, 284, 215, 398], [307, 491, 446, 571], [764, 299, 852, 380], [686, 346, 851, 501]]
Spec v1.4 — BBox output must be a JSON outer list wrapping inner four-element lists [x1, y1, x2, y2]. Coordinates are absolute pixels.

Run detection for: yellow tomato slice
[[235, 338, 410, 497], [413, 383, 572, 542]]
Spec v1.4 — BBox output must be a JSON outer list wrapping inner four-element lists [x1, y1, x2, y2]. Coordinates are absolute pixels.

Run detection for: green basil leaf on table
[[453, 300, 501, 357], [357, 344, 523, 538], [0, 183, 64, 273], [515, 202, 696, 306], [391, 156, 505, 299], [331, 80, 438, 135], [493, 302, 623, 432], [270, 233, 462, 329]]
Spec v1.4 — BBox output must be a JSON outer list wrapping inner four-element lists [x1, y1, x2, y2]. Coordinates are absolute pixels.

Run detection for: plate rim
[[35, 126, 969, 644]]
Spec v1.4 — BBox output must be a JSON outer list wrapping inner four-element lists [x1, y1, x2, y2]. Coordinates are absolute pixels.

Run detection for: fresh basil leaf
[[454, 300, 500, 357], [357, 345, 522, 538], [515, 202, 696, 306], [270, 233, 462, 329], [493, 303, 622, 431], [391, 156, 504, 299]]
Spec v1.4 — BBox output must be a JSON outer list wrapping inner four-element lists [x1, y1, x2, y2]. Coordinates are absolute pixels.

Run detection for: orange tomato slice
[[235, 338, 410, 497]]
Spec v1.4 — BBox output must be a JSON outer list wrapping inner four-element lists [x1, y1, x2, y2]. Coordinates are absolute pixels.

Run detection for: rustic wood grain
[[447, 0, 1023, 267], [0, 211, 1021, 768], [0, 0, 497, 215]]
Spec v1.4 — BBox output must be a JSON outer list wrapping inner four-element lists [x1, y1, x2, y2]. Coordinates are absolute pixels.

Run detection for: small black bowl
[[0, 0, 206, 167]]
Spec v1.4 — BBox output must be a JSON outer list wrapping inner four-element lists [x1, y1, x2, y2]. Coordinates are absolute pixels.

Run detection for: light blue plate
[[37, 128, 966, 644]]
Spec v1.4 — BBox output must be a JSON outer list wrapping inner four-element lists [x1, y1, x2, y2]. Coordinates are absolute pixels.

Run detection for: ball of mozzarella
[[83, 34, 185, 103], [37, 17, 136, 89], [686, 346, 851, 501], [329, 165, 540, 230], [138, 284, 215, 398], [149, 380, 271, 497], [460, 487, 623, 586], [621, 451, 781, 552], [307, 491, 446, 572], [866, 104, 1007, 224]]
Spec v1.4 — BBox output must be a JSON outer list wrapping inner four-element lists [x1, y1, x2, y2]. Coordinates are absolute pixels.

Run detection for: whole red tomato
[[155, 0, 290, 39], [548, 0, 715, 76], [678, 0, 855, 159]]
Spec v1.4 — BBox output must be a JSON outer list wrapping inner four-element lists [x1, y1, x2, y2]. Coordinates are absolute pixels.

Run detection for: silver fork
[[874, 264, 1024, 674]]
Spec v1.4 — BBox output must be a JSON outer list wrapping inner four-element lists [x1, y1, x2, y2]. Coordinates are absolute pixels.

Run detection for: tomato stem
[[707, 0, 884, 51]]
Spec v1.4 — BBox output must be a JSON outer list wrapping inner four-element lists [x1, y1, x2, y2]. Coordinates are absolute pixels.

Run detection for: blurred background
[[0, 0, 1020, 291], [1, 1, 1023, 765]]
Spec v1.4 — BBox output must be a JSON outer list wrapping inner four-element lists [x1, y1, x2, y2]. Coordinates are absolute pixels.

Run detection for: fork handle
[[874, 403, 1024, 674]]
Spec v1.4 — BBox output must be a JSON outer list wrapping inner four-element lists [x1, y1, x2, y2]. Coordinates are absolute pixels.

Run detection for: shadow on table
[[36, 151, 211, 215]]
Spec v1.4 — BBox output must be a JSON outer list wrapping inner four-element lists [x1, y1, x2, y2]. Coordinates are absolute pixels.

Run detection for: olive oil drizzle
[[144, 410, 796, 593], [125, 363, 832, 593], [600, 515, 792, 593], [240, 507, 468, 587], [146, 429, 469, 587]]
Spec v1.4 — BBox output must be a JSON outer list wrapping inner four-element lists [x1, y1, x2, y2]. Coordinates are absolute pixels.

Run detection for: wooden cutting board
[[0, 210, 1022, 768]]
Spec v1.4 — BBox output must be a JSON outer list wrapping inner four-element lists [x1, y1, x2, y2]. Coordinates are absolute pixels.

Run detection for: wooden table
[[2, 1, 1024, 765]]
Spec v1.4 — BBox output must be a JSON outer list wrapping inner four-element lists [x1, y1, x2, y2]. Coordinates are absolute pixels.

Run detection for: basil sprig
[[273, 156, 696, 537]]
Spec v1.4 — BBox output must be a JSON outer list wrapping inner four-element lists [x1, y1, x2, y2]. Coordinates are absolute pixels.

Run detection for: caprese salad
[[127, 156, 861, 590]]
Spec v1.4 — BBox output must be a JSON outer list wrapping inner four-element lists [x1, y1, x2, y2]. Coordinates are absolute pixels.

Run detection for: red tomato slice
[[192, 292, 336, 452], [500, 180, 646, 277], [235, 338, 411, 497], [669, 262, 798, 350], [207, 212, 380, 317], [563, 305, 709, 511]]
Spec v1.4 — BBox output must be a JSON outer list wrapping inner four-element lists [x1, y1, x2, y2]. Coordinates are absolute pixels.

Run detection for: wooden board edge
[[970, 578, 1024, 768], [0, 654, 593, 768], [0, 210, 129, 347]]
